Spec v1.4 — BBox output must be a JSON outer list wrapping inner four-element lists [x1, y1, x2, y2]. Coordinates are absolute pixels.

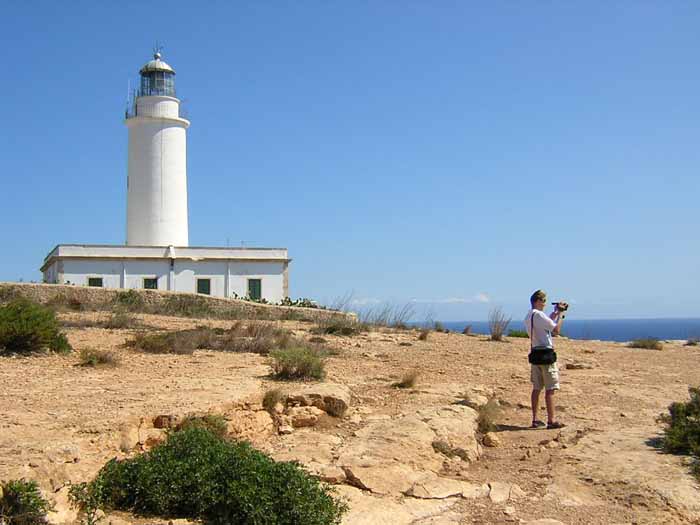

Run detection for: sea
[[434, 318, 700, 343]]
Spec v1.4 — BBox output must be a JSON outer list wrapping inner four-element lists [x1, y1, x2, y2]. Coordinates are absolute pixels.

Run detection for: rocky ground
[[1, 311, 699, 524]]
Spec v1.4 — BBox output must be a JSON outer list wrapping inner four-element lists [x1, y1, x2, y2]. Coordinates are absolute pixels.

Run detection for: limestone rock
[[287, 406, 324, 428], [483, 432, 501, 448], [488, 481, 511, 503], [417, 405, 482, 462], [278, 424, 294, 435], [45, 444, 80, 464], [118, 424, 139, 452], [153, 414, 179, 429], [286, 383, 351, 417], [226, 409, 274, 439]]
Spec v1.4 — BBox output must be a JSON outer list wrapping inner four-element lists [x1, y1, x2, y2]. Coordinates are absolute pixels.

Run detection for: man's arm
[[549, 306, 566, 335]]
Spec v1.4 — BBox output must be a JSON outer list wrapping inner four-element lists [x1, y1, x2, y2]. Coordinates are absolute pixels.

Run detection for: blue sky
[[1, 2, 698, 321]]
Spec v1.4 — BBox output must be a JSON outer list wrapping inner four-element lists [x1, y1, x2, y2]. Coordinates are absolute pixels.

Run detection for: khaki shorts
[[530, 363, 560, 391]]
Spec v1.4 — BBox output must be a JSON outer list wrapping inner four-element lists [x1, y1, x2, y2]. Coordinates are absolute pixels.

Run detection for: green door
[[248, 279, 261, 300]]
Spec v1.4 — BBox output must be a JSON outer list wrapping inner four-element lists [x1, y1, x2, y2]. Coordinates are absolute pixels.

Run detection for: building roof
[[41, 244, 290, 272], [140, 52, 175, 75]]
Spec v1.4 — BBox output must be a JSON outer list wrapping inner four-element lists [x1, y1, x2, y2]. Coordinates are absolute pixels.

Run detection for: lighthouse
[[41, 50, 290, 302], [125, 52, 190, 246]]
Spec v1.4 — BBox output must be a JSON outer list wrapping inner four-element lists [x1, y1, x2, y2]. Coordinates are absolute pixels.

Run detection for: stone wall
[[0, 282, 348, 322]]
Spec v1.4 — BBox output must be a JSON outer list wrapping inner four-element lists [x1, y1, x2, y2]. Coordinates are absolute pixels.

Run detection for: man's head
[[530, 289, 547, 310]]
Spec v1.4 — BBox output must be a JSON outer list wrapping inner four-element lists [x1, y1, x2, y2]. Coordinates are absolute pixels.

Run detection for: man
[[524, 290, 567, 429]]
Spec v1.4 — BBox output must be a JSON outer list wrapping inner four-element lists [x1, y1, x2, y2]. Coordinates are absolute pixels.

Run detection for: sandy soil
[[1, 311, 699, 524]]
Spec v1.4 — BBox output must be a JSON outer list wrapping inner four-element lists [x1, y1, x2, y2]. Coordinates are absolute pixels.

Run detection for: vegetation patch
[[462, 325, 472, 335], [431, 440, 469, 461], [477, 397, 501, 434], [175, 414, 228, 439], [113, 290, 145, 312], [263, 388, 286, 414], [270, 347, 326, 380], [103, 309, 139, 330], [78, 348, 119, 367], [127, 330, 201, 355], [660, 386, 700, 479], [629, 338, 663, 350], [417, 329, 429, 341], [393, 369, 420, 389], [685, 337, 699, 347], [0, 299, 72, 355], [507, 329, 529, 338], [488, 307, 511, 342], [69, 428, 346, 524], [0, 478, 52, 524]]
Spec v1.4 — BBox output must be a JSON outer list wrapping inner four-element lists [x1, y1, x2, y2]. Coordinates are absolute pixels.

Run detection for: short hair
[[530, 289, 547, 306]]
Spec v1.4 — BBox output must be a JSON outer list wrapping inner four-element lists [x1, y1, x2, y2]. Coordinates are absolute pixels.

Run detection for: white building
[[41, 52, 290, 302]]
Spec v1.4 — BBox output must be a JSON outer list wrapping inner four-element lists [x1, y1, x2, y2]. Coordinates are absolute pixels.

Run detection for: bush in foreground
[[0, 299, 72, 354], [477, 397, 501, 434], [629, 338, 663, 350], [661, 386, 700, 478], [69, 428, 346, 525], [0, 478, 52, 524], [270, 347, 325, 380]]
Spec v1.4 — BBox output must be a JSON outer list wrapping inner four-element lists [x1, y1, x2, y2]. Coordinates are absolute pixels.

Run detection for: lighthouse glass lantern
[[139, 52, 175, 97]]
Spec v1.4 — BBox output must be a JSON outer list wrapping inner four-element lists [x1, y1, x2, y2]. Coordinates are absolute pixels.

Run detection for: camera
[[552, 302, 569, 312]]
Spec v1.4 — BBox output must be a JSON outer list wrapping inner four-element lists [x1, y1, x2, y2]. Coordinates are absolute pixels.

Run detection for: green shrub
[[175, 414, 228, 439], [113, 290, 145, 312], [70, 428, 346, 524], [0, 478, 52, 525], [661, 387, 700, 463], [78, 348, 119, 367], [162, 295, 214, 318], [507, 329, 529, 338], [433, 321, 445, 332], [270, 347, 325, 380], [217, 322, 294, 355], [629, 338, 663, 350], [0, 299, 72, 354]]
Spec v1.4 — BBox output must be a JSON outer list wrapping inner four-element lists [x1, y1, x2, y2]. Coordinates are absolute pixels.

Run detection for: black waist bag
[[528, 346, 557, 365]]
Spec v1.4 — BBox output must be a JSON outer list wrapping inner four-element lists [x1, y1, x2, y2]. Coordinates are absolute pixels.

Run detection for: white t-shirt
[[524, 309, 556, 348]]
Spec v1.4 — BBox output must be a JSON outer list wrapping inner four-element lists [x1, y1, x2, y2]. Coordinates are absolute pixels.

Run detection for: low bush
[[417, 329, 429, 341], [263, 388, 286, 414], [685, 337, 699, 347], [0, 478, 52, 524], [0, 299, 72, 355], [462, 325, 472, 336], [217, 322, 294, 355], [103, 309, 138, 330], [161, 294, 215, 318], [113, 290, 145, 312], [128, 330, 201, 355], [175, 414, 228, 439], [69, 428, 346, 524], [629, 338, 663, 350], [507, 329, 529, 338], [433, 321, 445, 333], [431, 440, 469, 461], [393, 369, 419, 389], [477, 397, 501, 434], [661, 387, 700, 478], [270, 347, 325, 380], [313, 316, 363, 336], [78, 348, 119, 367], [488, 307, 511, 342]]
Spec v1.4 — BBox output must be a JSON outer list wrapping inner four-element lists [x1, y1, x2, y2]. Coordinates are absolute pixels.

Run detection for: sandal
[[531, 420, 546, 428], [546, 421, 565, 429]]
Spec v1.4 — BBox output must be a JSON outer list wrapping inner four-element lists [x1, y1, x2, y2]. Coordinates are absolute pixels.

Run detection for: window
[[143, 278, 158, 290], [197, 278, 211, 295], [248, 279, 262, 301], [87, 277, 103, 287]]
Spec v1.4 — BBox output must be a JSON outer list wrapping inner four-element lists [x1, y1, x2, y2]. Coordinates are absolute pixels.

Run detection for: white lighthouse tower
[[41, 51, 290, 303], [125, 52, 190, 246]]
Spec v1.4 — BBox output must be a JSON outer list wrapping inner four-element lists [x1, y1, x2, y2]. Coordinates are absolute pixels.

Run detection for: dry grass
[[477, 397, 501, 434], [270, 347, 326, 380], [462, 325, 472, 335], [417, 329, 429, 341], [127, 330, 202, 355], [262, 388, 286, 414], [488, 307, 511, 342], [78, 347, 119, 367], [393, 369, 420, 389], [629, 338, 663, 350]]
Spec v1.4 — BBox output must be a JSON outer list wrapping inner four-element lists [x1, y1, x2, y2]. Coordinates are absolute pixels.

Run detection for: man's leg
[[531, 389, 541, 423], [545, 389, 556, 424]]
